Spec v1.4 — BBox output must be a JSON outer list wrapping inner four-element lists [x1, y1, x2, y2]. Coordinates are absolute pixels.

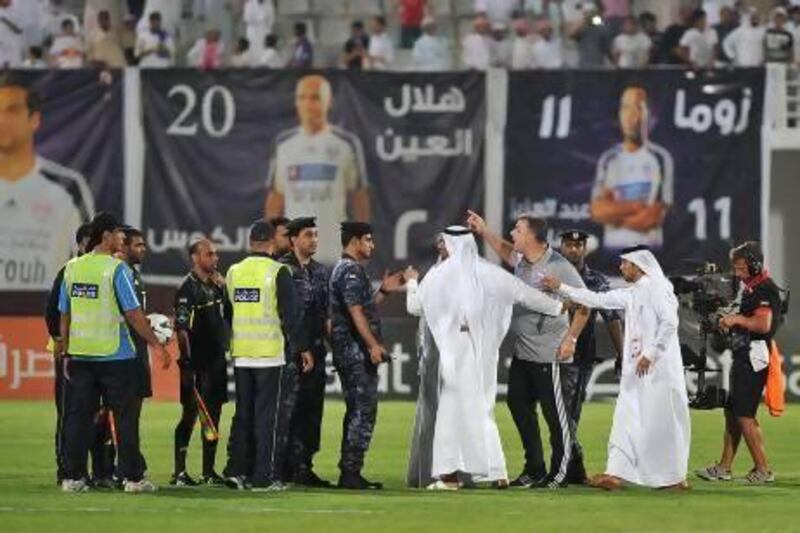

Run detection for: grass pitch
[[0, 399, 797, 532]]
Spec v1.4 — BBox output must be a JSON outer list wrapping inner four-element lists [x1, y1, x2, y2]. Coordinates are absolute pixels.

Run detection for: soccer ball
[[147, 313, 174, 344]]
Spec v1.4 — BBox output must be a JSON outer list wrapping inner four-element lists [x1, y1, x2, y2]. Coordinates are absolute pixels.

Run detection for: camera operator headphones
[[731, 241, 764, 277]]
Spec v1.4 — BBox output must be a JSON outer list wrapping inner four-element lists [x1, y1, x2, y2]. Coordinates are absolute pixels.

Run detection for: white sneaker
[[426, 480, 459, 491], [251, 481, 287, 492], [124, 479, 158, 493], [61, 479, 90, 493]]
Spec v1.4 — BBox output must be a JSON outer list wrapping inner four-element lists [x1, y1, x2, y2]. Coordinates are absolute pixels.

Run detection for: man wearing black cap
[[558, 229, 624, 484], [58, 213, 171, 492], [329, 221, 403, 490], [223, 219, 305, 491], [277, 217, 332, 487]]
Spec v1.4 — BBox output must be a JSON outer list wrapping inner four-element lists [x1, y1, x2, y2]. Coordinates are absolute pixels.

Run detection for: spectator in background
[[474, 0, 521, 26], [714, 6, 739, 63], [256, 34, 282, 67], [764, 7, 794, 64], [87, 10, 126, 68], [791, 6, 800, 62], [342, 20, 369, 70], [568, 3, 611, 67], [612, 15, 651, 68], [137, 0, 182, 46], [398, 0, 427, 49], [368, 15, 394, 70], [489, 21, 512, 68], [287, 22, 313, 68], [531, 16, 563, 69], [187, 29, 225, 70], [244, 0, 274, 55], [50, 19, 85, 69], [412, 16, 450, 70], [678, 8, 717, 68], [702, 0, 736, 26], [600, 0, 630, 36], [723, 8, 765, 67], [461, 15, 492, 70], [84, 0, 124, 39], [230, 37, 251, 67], [21, 45, 46, 68], [510, 17, 536, 69], [42, 1, 82, 42], [121, 15, 138, 64], [656, 5, 691, 64], [0, 0, 23, 68], [638, 11, 661, 64], [135, 11, 175, 68]]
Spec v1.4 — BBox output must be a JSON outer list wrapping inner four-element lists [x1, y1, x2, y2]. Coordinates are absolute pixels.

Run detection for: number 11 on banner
[[688, 196, 731, 240], [539, 95, 572, 139]]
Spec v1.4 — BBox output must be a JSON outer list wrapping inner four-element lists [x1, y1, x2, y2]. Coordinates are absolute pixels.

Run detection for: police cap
[[560, 229, 589, 243], [286, 216, 317, 237]]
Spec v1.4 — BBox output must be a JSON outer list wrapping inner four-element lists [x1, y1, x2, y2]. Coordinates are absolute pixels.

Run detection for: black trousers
[[561, 363, 592, 481], [62, 358, 144, 482], [506, 358, 572, 484], [54, 356, 67, 483], [224, 365, 283, 484], [174, 362, 226, 476], [289, 350, 327, 474]]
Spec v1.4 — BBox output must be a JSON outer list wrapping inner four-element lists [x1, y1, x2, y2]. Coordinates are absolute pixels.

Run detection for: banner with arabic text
[[141, 70, 484, 281], [504, 68, 764, 275]]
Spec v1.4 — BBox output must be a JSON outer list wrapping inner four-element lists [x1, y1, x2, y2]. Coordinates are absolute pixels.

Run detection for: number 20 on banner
[[167, 85, 236, 137]]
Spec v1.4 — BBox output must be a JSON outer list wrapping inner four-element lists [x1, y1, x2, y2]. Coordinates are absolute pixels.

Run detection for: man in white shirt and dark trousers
[[222, 219, 304, 492], [468, 212, 590, 489]]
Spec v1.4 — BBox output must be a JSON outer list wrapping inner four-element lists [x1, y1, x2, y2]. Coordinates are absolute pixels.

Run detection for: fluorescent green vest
[[64, 253, 128, 357], [227, 256, 286, 358]]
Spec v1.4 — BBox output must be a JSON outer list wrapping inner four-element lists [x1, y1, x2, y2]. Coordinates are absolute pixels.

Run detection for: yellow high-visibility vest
[[64, 253, 128, 357], [227, 256, 286, 358]]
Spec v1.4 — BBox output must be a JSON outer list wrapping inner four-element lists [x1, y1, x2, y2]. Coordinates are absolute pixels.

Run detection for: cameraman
[[697, 242, 781, 484]]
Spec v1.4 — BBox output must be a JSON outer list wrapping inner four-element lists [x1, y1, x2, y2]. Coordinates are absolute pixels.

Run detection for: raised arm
[[466, 210, 515, 266]]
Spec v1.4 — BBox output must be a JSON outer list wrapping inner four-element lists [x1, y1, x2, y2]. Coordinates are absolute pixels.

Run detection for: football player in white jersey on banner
[[264, 74, 370, 265], [590, 85, 673, 250]]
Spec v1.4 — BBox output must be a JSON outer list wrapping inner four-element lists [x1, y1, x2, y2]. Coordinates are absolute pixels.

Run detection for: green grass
[[0, 400, 798, 532]]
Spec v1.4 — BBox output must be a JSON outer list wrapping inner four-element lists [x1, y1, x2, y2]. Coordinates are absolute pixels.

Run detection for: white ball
[[147, 313, 174, 344]]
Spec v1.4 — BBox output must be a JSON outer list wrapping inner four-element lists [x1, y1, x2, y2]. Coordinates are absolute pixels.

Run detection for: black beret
[[341, 221, 373, 238], [560, 229, 589, 242], [287, 216, 316, 237]]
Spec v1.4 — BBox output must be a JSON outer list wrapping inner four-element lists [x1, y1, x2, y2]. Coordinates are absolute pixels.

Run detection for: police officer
[[330, 221, 403, 490], [171, 238, 230, 486], [697, 241, 783, 484], [58, 213, 171, 492], [269, 216, 292, 258], [278, 217, 331, 487], [222, 219, 304, 491], [45, 222, 92, 486], [558, 229, 624, 484]]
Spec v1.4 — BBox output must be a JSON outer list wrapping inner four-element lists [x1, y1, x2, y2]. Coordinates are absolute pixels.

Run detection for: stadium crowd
[[0, 0, 798, 70]]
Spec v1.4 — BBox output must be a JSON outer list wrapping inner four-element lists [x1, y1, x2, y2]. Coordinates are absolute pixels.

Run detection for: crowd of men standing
[[49, 211, 405, 492]]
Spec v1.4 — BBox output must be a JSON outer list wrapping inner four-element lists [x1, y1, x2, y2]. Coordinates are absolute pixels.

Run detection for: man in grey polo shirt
[[468, 211, 589, 489]]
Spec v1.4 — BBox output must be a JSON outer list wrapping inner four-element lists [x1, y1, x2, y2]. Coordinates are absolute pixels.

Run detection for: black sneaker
[[337, 472, 383, 490], [169, 471, 199, 487], [531, 476, 567, 490], [201, 472, 227, 487], [92, 477, 117, 489], [295, 469, 333, 488], [224, 475, 250, 490], [509, 472, 544, 488]]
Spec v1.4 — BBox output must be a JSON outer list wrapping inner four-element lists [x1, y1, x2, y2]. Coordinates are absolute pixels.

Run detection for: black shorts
[[179, 358, 229, 407], [727, 354, 767, 418]]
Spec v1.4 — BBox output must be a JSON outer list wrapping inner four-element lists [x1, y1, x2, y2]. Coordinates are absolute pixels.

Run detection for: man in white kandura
[[405, 226, 563, 490], [542, 246, 690, 491]]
